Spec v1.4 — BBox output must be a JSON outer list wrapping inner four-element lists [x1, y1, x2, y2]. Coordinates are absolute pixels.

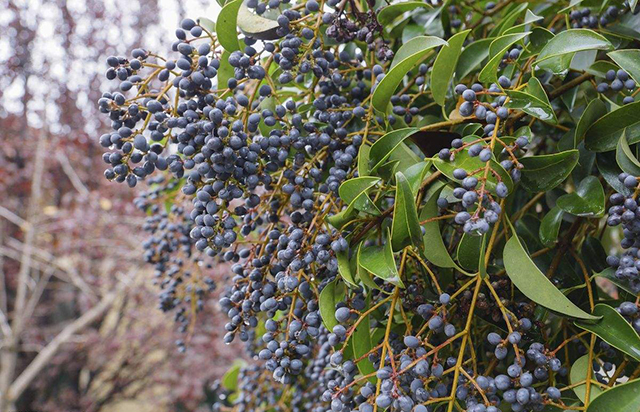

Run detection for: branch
[[12, 126, 47, 336], [6, 283, 126, 402], [56, 150, 90, 197]]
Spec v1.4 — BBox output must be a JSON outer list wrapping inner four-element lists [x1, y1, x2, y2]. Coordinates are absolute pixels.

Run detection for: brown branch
[[6, 282, 127, 403]]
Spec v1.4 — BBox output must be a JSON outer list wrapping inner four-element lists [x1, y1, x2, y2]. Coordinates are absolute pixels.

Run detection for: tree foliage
[[97, 0, 640, 411]]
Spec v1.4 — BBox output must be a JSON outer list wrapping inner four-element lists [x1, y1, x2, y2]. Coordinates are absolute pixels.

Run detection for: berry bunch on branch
[[97, 0, 640, 411]]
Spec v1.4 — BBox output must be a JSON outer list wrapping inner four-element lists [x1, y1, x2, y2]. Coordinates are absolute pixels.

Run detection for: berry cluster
[[606, 176, 640, 293], [596, 69, 637, 105]]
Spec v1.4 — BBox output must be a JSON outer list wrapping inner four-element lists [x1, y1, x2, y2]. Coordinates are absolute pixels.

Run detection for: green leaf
[[505, 90, 557, 124], [358, 232, 404, 288], [575, 99, 607, 146], [616, 130, 640, 176], [391, 172, 422, 252], [586, 379, 640, 412], [351, 308, 376, 380], [455, 38, 493, 82], [237, 3, 280, 40], [535, 29, 613, 69], [528, 27, 555, 54], [581, 236, 608, 273], [556, 176, 605, 218], [369, 128, 419, 172], [585, 101, 640, 152], [597, 152, 632, 196], [597, 267, 639, 297], [216, 0, 243, 52], [420, 182, 470, 274], [479, 233, 488, 279], [503, 10, 543, 35], [519, 150, 580, 192], [570, 355, 603, 403], [377, 2, 431, 27], [403, 161, 430, 196], [489, 3, 529, 36], [222, 360, 246, 390], [388, 141, 423, 175], [539, 206, 564, 248], [431, 30, 470, 106], [197, 17, 216, 33], [576, 304, 640, 362], [503, 223, 600, 321], [319, 278, 346, 331], [339, 177, 381, 215], [586, 60, 620, 78], [479, 32, 530, 84], [217, 51, 234, 94], [358, 144, 371, 177], [559, 0, 584, 13], [457, 233, 484, 272], [329, 178, 381, 229], [337, 251, 357, 288], [356, 244, 381, 291], [608, 49, 640, 85], [371, 36, 447, 113]]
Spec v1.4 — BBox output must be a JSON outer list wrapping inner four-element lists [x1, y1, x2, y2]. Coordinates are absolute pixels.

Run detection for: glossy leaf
[[351, 308, 376, 379], [456, 233, 483, 272], [479, 32, 529, 84], [539, 206, 564, 247], [576, 304, 640, 362], [369, 128, 419, 172], [216, 0, 242, 52], [319, 278, 346, 331], [358, 232, 404, 288], [575, 99, 607, 145], [608, 49, 640, 85], [455, 38, 493, 82], [503, 9, 543, 35], [597, 267, 639, 297], [339, 177, 380, 204], [597, 152, 632, 196], [358, 144, 371, 177], [586, 379, 640, 412], [503, 223, 600, 321], [420, 182, 470, 274], [197, 17, 216, 33], [586, 60, 620, 78], [556, 176, 605, 218], [377, 2, 431, 27], [570, 355, 603, 403], [403, 161, 430, 196], [616, 130, 640, 176], [371, 36, 447, 113], [237, 4, 280, 40], [489, 3, 528, 36], [222, 360, 246, 390], [217, 50, 234, 93], [337, 251, 357, 288], [585, 101, 640, 152], [391, 172, 422, 251], [536, 29, 613, 67], [519, 150, 580, 192], [505, 89, 557, 124], [356, 244, 381, 291], [431, 30, 470, 106], [339, 177, 381, 215]]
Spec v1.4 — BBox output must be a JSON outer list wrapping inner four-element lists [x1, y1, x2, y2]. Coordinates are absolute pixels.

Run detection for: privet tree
[[97, 0, 640, 411]]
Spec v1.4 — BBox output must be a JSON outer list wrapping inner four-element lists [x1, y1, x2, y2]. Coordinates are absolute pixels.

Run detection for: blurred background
[[0, 1, 240, 411]]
